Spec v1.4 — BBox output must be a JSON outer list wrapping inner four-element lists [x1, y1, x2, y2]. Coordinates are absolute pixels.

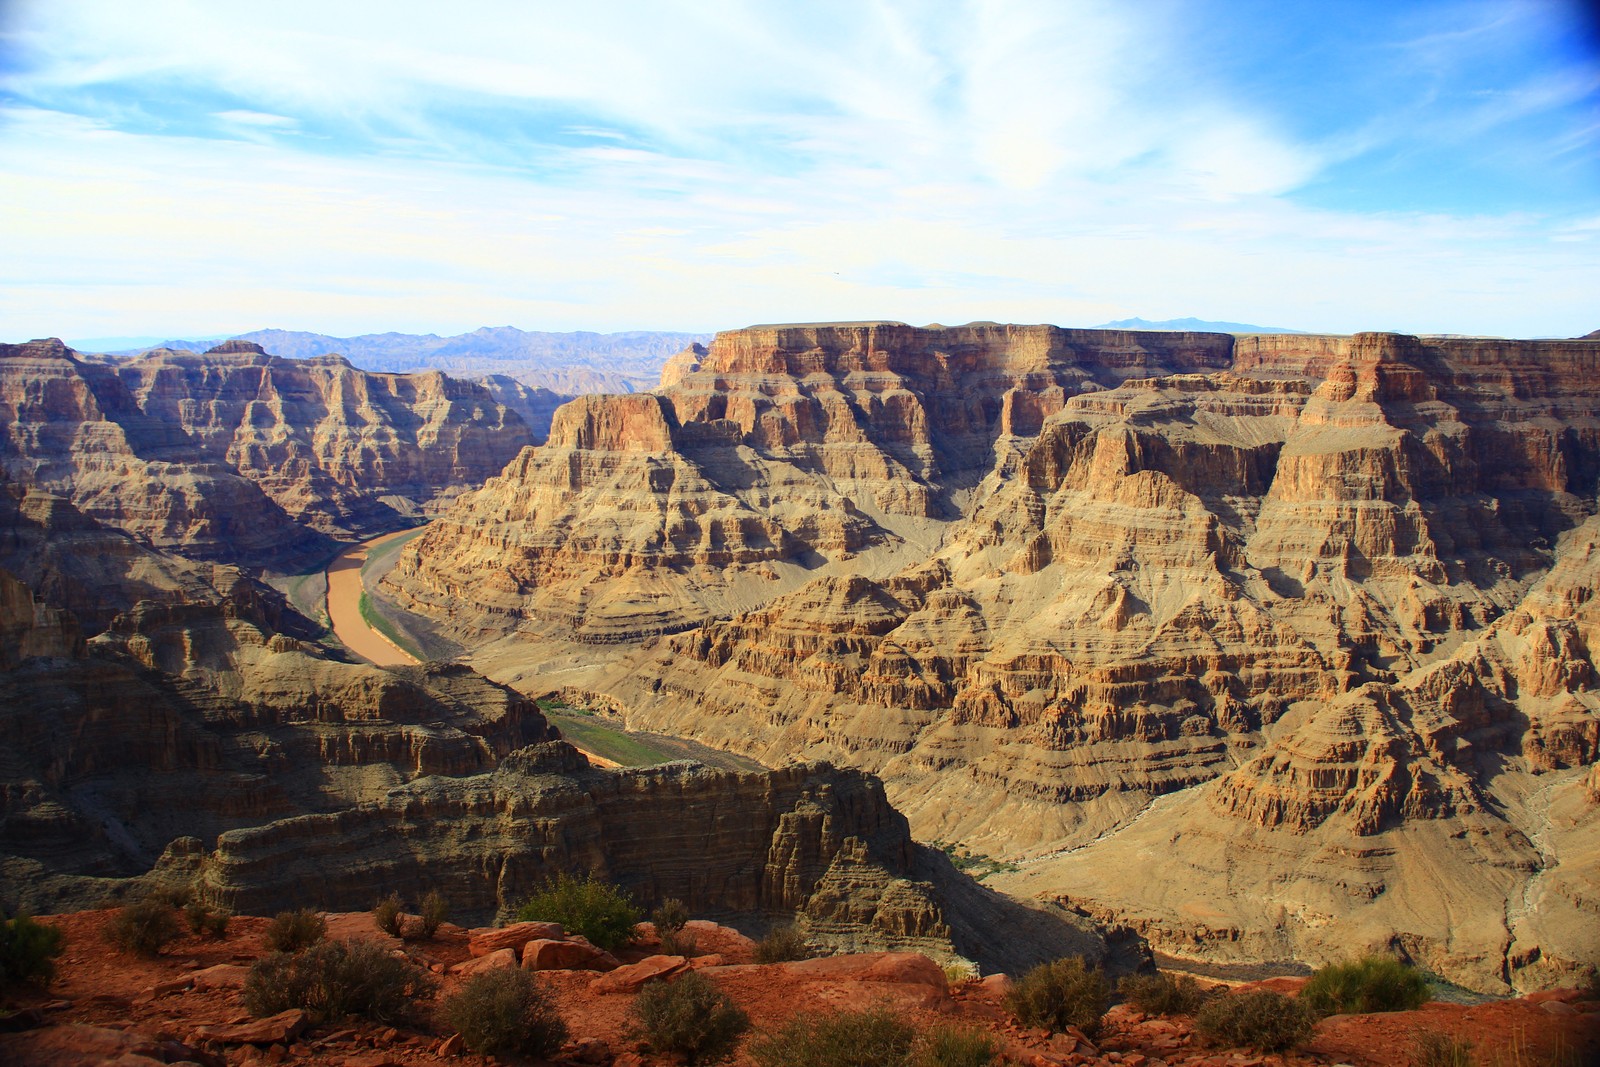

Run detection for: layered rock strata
[[388, 323, 1600, 991], [195, 743, 1124, 976], [118, 341, 531, 537], [0, 339, 325, 568]]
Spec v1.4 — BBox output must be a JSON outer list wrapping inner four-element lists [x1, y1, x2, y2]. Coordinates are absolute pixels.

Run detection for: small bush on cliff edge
[[754, 923, 814, 964], [442, 967, 567, 1057], [1301, 955, 1430, 1016], [513, 872, 640, 951], [1, 908, 65, 987], [1003, 956, 1111, 1037], [244, 939, 431, 1024], [263, 908, 326, 954], [632, 970, 750, 1064], [106, 898, 179, 958], [1195, 990, 1316, 1052], [749, 1002, 915, 1067], [1119, 970, 1211, 1016]]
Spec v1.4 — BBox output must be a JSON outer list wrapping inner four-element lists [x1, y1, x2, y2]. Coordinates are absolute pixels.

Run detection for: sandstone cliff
[[0, 340, 326, 568], [387, 323, 1600, 992], [118, 341, 532, 537]]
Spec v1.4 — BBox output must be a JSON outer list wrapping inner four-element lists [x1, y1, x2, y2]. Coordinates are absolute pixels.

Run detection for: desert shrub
[[106, 898, 179, 957], [660, 926, 699, 957], [513, 872, 640, 951], [755, 923, 813, 964], [942, 961, 978, 986], [1119, 971, 1210, 1016], [632, 970, 750, 1064], [182, 901, 230, 939], [146, 884, 193, 908], [1301, 955, 1431, 1015], [442, 967, 567, 1057], [373, 893, 404, 937], [1003, 956, 1111, 1037], [909, 1022, 1001, 1067], [244, 938, 431, 1024], [1195, 990, 1317, 1052], [749, 1003, 915, 1067], [652, 897, 690, 935], [0, 909, 65, 986], [263, 908, 326, 954], [417, 889, 449, 940], [1413, 1029, 1474, 1067]]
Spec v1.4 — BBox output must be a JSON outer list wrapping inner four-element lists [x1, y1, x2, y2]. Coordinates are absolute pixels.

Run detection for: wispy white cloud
[[0, 0, 1595, 339]]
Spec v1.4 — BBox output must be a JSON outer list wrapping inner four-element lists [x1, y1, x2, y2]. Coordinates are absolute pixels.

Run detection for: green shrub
[[106, 898, 179, 957], [373, 893, 404, 937], [0, 909, 65, 987], [1119, 971, 1211, 1016], [749, 1003, 915, 1067], [183, 901, 230, 939], [263, 908, 326, 954], [661, 927, 699, 957], [243, 939, 431, 1024], [1413, 1029, 1474, 1067], [1301, 955, 1431, 1015], [632, 970, 750, 1064], [513, 872, 640, 951], [442, 967, 567, 1058], [909, 1022, 1001, 1067], [754, 923, 813, 964], [1195, 990, 1317, 1052], [652, 897, 690, 935], [1003, 957, 1111, 1037], [417, 890, 449, 940]]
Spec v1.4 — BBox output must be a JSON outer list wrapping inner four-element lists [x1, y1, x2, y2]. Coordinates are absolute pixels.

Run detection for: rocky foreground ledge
[[2, 909, 1596, 1067]]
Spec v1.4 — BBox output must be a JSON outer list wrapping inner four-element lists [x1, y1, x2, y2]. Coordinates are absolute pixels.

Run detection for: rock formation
[[386, 323, 1600, 992], [0, 339, 326, 569], [117, 341, 531, 537]]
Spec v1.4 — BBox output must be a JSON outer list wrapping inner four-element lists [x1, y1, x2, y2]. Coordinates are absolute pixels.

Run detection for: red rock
[[436, 1032, 464, 1056], [1540, 1000, 1579, 1015], [979, 973, 1014, 997], [450, 947, 518, 976], [0, 1024, 167, 1066], [683, 919, 759, 954], [522, 937, 618, 971], [613, 1055, 649, 1067], [781, 952, 949, 992], [467, 920, 565, 958], [687, 953, 727, 968], [190, 963, 249, 990], [191, 1009, 309, 1045], [590, 954, 690, 994]]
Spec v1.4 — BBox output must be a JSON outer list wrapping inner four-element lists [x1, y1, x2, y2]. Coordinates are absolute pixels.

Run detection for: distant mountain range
[[1091, 316, 1305, 334], [105, 327, 713, 395]]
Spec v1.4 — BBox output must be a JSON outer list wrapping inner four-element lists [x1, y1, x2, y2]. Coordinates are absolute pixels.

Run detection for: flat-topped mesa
[[117, 345, 532, 538]]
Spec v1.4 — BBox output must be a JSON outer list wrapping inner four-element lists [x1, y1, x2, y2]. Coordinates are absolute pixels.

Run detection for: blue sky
[[1, 0, 1596, 339]]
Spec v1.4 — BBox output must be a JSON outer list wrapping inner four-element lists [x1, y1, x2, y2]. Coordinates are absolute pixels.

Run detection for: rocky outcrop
[[0, 595, 558, 912], [117, 343, 531, 537], [0, 339, 327, 568], [194, 744, 1125, 975], [388, 323, 1600, 991]]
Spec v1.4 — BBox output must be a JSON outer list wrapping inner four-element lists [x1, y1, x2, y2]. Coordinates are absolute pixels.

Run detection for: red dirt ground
[[1, 910, 1595, 1066]]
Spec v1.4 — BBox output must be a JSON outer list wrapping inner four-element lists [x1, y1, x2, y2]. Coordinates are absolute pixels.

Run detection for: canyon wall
[[388, 323, 1600, 992], [118, 341, 532, 537]]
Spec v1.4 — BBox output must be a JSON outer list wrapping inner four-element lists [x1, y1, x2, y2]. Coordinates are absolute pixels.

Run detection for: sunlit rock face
[[392, 323, 1600, 992]]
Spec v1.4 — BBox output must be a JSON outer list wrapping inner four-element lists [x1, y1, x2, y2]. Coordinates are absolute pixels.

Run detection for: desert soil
[[2, 911, 1596, 1067]]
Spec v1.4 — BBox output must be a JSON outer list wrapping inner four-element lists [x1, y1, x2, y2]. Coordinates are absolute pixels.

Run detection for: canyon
[[2, 322, 1596, 1007], [383, 322, 1600, 994]]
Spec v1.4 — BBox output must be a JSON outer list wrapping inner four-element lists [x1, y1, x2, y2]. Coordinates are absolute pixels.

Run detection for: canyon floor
[[3, 910, 1596, 1067]]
